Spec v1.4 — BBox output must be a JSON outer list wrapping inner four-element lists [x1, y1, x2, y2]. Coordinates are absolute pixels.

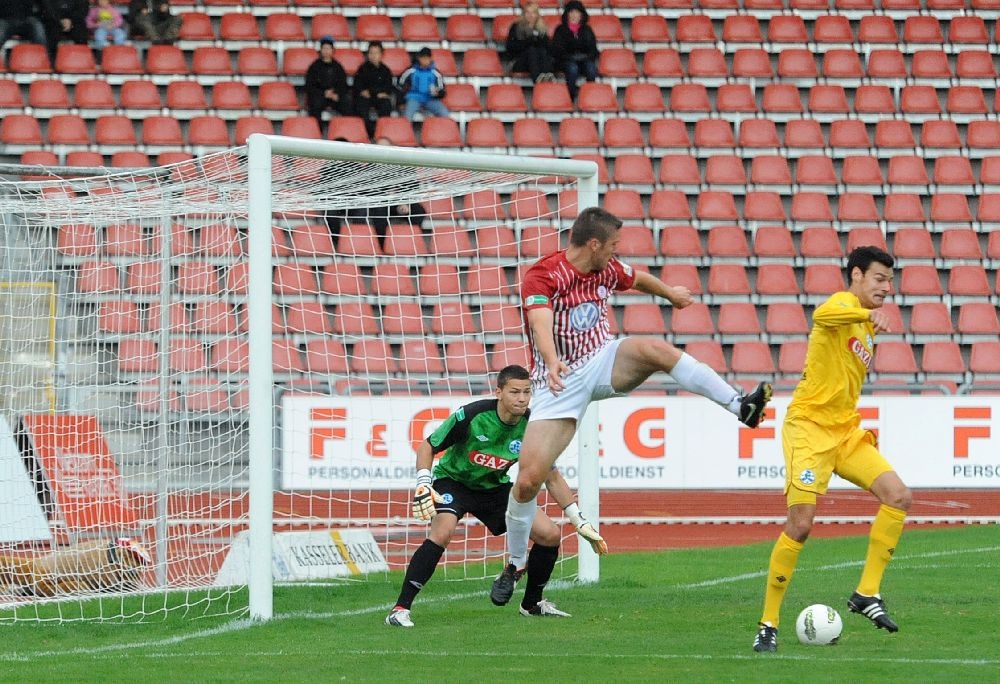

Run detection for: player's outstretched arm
[[544, 469, 608, 555], [632, 270, 692, 309]]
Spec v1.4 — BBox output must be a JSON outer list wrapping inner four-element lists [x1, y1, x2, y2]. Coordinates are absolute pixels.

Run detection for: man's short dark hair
[[845, 245, 895, 285], [367, 41, 383, 52], [497, 365, 530, 388], [568, 207, 623, 247]]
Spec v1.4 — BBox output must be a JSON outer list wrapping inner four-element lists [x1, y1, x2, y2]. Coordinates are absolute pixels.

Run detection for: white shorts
[[529, 340, 626, 424]]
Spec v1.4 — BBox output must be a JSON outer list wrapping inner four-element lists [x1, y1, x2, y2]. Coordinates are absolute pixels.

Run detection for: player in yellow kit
[[752, 246, 913, 653]]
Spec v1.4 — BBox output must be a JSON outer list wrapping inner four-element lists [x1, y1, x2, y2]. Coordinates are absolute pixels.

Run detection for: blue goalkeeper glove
[[412, 469, 444, 521], [564, 502, 608, 555]]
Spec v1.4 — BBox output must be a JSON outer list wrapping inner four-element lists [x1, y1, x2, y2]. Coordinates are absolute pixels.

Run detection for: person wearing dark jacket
[[304, 36, 351, 135], [44, 0, 88, 52], [0, 0, 48, 52], [353, 41, 396, 139], [504, 1, 554, 83], [551, 0, 599, 102], [129, 0, 182, 44]]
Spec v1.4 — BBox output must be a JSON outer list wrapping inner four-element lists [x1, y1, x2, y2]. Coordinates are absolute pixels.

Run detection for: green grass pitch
[[1, 525, 996, 683]]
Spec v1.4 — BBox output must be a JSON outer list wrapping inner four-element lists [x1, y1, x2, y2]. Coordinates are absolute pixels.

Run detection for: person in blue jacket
[[398, 47, 450, 121]]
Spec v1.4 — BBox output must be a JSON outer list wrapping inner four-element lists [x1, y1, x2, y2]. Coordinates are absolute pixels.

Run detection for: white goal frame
[[245, 135, 601, 621]]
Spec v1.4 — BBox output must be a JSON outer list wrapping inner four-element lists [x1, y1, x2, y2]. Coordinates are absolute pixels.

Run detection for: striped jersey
[[520, 251, 636, 383]]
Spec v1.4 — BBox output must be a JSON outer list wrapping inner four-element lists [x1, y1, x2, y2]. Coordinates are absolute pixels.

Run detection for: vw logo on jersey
[[441, 493, 454, 504], [866, 334, 873, 348], [597, 285, 608, 298], [569, 302, 601, 331], [509, 439, 522, 454], [799, 469, 816, 486]]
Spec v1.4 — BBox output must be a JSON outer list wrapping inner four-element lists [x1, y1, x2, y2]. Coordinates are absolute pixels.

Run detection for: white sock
[[504, 492, 537, 570], [669, 352, 741, 415]]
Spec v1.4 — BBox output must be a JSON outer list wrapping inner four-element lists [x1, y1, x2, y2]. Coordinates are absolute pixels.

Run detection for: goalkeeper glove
[[412, 469, 444, 521], [563, 502, 608, 556]]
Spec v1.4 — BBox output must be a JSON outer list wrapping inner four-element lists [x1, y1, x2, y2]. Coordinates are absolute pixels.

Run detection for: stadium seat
[[0, 114, 42, 152], [949, 15, 989, 45], [948, 264, 991, 299], [630, 14, 671, 46], [732, 48, 772, 79], [738, 118, 781, 153], [118, 338, 158, 374], [280, 115, 322, 140], [903, 16, 943, 46], [744, 191, 786, 223], [873, 341, 918, 381], [647, 119, 689, 153], [463, 118, 507, 151], [420, 116, 462, 148], [802, 263, 844, 300], [237, 47, 278, 78], [797, 226, 841, 259], [717, 302, 761, 341], [192, 46, 234, 76], [141, 115, 184, 149], [670, 302, 715, 340], [956, 51, 996, 84], [783, 119, 826, 155], [921, 342, 966, 381], [57, 223, 99, 257], [768, 15, 808, 44], [211, 80, 252, 114], [264, 12, 305, 42], [54, 44, 96, 74], [370, 264, 417, 298], [64, 151, 102, 168], [310, 13, 351, 42], [753, 225, 795, 260], [692, 120, 735, 152], [722, 14, 763, 44], [27, 79, 70, 113], [813, 14, 853, 47], [612, 154, 655, 190], [957, 302, 1000, 341], [765, 301, 808, 339], [867, 49, 907, 80], [940, 228, 983, 262], [696, 191, 739, 222], [598, 48, 639, 78], [858, 15, 898, 46], [373, 117, 416, 146], [777, 48, 818, 82], [615, 222, 656, 254], [642, 48, 684, 82], [92, 115, 137, 150], [731, 341, 775, 375], [232, 116, 273, 144], [840, 155, 884, 192], [118, 80, 162, 113], [273, 263, 318, 295], [445, 14, 486, 45], [892, 227, 935, 262], [603, 117, 644, 152], [486, 84, 528, 115], [179, 11, 215, 42], [100, 45, 144, 75], [46, 114, 90, 148], [219, 13, 260, 42], [911, 50, 952, 85], [479, 303, 523, 337], [659, 154, 701, 190], [650, 190, 693, 223], [461, 48, 503, 78], [79, 261, 121, 294], [853, 85, 897, 120], [0, 79, 23, 113], [8, 44, 51, 74], [886, 155, 930, 190], [623, 83, 666, 116], [577, 82, 619, 113], [909, 301, 954, 339], [713, 84, 756, 114], [283, 301, 331, 335], [794, 155, 837, 191], [756, 263, 801, 299], [531, 82, 574, 114], [899, 264, 945, 301], [302, 339, 349, 375], [707, 264, 752, 299], [384, 224, 429, 258], [668, 83, 711, 116], [489, 340, 529, 373], [621, 303, 667, 335], [337, 223, 383, 257], [900, 85, 942, 118], [280, 47, 316, 78], [675, 15, 716, 43], [687, 47, 728, 82], [145, 45, 189, 76], [349, 339, 397, 376], [97, 300, 142, 334]]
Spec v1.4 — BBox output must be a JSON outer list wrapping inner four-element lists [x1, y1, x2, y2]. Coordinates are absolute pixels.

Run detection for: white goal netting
[[0, 139, 596, 622]]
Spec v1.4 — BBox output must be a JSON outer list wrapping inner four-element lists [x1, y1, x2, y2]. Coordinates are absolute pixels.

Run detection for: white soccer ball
[[795, 604, 843, 646]]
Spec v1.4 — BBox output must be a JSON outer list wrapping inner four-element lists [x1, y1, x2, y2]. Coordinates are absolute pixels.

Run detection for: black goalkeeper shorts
[[432, 477, 512, 536]]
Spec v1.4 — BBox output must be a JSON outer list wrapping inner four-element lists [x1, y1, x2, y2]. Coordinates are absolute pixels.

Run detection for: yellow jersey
[[786, 291, 876, 430]]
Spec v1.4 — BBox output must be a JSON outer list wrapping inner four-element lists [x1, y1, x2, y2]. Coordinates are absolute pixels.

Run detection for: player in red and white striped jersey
[[491, 207, 773, 606]]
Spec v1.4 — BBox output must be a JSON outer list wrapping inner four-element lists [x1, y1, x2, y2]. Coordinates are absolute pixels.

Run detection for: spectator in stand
[[86, 0, 127, 48], [353, 41, 396, 139], [505, 1, 555, 84], [304, 36, 351, 137], [0, 0, 48, 52], [551, 0, 599, 103], [366, 135, 428, 248], [398, 47, 449, 122], [128, 0, 181, 45], [44, 0, 89, 54]]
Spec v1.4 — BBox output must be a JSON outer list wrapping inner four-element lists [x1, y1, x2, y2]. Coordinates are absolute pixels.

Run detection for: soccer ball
[[795, 604, 843, 645]]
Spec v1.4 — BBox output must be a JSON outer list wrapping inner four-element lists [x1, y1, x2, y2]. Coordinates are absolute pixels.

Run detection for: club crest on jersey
[[441, 493, 454, 504], [509, 440, 521, 454], [569, 302, 600, 331], [848, 336, 873, 369], [469, 451, 512, 471], [800, 469, 816, 486], [597, 285, 608, 298]]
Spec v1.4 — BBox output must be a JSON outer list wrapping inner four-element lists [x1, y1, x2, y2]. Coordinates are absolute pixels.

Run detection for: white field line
[[2, 547, 997, 666]]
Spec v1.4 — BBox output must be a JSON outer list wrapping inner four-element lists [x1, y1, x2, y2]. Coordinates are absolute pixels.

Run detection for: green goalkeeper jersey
[[429, 399, 527, 490]]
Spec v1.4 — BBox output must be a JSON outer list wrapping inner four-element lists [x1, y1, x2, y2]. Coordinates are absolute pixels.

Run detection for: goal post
[[245, 135, 601, 620]]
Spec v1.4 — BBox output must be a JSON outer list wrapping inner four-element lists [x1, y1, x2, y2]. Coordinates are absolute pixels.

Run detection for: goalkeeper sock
[[505, 493, 537, 570], [521, 543, 559, 610], [668, 353, 741, 413], [394, 539, 445, 610], [857, 504, 906, 596], [760, 532, 804, 628]]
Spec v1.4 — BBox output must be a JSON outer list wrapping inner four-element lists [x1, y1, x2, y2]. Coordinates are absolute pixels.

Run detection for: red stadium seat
[[264, 13, 306, 42], [7, 44, 51, 74], [179, 11, 215, 42], [101, 45, 144, 75], [146, 45, 189, 75], [54, 44, 96, 74], [732, 48, 772, 78], [192, 46, 234, 76]]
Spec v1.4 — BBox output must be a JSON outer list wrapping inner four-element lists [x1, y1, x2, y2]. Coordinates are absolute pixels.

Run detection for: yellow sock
[[857, 504, 906, 596], [760, 532, 804, 628]]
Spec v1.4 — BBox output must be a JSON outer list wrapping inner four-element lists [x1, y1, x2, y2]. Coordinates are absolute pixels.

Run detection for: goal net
[[0, 137, 599, 622]]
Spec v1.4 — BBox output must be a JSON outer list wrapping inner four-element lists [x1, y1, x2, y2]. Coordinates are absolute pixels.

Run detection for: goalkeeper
[[386, 364, 606, 628], [0, 537, 151, 598]]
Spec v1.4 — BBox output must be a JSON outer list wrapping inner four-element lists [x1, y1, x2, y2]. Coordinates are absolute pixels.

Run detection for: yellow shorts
[[782, 417, 894, 507]]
